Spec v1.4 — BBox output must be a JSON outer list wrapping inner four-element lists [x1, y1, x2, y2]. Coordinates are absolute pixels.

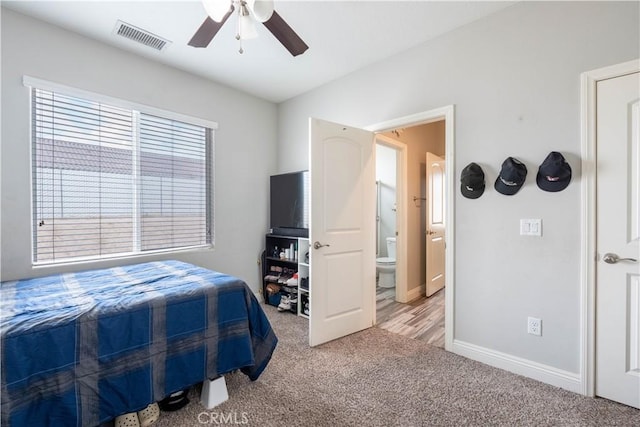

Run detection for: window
[[31, 85, 214, 264]]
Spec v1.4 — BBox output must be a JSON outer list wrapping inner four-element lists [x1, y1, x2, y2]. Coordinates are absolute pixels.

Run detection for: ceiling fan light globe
[[238, 14, 258, 39], [247, 0, 274, 23], [202, 0, 231, 22]]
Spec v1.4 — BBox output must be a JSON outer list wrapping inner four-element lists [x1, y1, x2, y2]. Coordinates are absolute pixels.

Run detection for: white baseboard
[[452, 339, 582, 394]]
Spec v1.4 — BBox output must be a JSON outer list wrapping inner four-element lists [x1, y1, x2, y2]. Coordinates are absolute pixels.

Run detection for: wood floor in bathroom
[[376, 286, 445, 348]]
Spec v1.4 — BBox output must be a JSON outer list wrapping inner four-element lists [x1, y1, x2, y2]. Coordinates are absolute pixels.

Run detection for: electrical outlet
[[527, 317, 542, 336]]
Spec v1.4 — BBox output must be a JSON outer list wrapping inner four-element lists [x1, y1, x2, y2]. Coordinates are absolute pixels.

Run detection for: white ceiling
[[2, 1, 516, 103]]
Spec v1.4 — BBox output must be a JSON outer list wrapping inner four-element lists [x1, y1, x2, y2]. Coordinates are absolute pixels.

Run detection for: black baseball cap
[[495, 157, 527, 196], [536, 151, 571, 192], [460, 162, 485, 199]]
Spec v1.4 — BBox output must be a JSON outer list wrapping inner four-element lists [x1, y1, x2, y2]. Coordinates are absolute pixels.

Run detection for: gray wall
[[1, 8, 278, 291], [276, 1, 639, 374]]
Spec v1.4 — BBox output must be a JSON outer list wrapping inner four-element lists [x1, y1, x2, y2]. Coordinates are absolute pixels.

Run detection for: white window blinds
[[32, 88, 213, 264]]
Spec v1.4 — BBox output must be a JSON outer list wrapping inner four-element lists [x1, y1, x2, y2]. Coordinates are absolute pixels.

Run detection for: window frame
[[25, 76, 217, 266]]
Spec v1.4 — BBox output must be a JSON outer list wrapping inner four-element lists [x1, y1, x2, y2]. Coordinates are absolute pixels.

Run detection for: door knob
[[602, 253, 638, 264], [313, 241, 330, 250], [426, 230, 435, 235]]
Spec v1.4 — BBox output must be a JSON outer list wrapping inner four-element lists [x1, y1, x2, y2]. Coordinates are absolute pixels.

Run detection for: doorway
[[367, 106, 454, 351], [375, 135, 405, 303], [307, 107, 455, 349]]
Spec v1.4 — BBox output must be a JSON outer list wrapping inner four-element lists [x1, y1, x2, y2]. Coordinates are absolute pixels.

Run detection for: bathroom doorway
[[371, 114, 449, 349], [375, 136, 405, 302], [374, 122, 445, 301]]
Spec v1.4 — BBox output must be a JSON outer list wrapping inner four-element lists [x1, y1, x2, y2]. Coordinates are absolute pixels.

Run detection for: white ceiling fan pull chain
[[235, 10, 244, 53]]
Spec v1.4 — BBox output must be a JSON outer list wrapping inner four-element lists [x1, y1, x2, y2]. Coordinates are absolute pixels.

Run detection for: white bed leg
[[200, 376, 229, 409]]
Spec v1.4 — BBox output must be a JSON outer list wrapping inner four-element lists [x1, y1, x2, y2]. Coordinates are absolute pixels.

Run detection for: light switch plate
[[520, 219, 542, 236]]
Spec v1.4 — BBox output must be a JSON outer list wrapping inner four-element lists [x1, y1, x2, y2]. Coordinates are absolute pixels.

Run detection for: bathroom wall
[[375, 144, 397, 257], [382, 122, 445, 296]]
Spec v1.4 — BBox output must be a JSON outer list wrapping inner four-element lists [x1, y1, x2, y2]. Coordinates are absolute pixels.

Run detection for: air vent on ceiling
[[113, 20, 171, 51]]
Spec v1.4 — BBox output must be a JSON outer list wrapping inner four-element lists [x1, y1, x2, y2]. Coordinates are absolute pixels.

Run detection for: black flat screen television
[[270, 171, 309, 237]]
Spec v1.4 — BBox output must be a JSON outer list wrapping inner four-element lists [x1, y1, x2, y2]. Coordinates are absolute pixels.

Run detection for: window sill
[[32, 244, 215, 270]]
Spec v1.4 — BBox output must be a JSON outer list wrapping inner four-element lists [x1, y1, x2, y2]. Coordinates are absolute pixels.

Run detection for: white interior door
[[425, 152, 445, 297], [595, 71, 640, 409], [309, 118, 376, 347]]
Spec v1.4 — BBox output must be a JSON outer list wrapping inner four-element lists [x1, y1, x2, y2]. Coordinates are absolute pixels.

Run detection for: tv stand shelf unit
[[263, 234, 309, 319]]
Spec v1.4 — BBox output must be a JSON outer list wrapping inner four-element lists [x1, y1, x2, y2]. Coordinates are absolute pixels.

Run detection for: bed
[[0, 260, 278, 427]]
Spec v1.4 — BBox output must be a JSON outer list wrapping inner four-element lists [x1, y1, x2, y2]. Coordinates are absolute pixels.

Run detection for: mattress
[[0, 260, 278, 426]]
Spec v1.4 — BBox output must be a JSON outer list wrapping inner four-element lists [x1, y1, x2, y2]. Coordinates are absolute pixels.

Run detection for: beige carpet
[[153, 305, 639, 426]]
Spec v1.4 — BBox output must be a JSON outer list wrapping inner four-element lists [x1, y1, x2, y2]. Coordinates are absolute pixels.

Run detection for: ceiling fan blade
[[188, 7, 234, 48], [263, 10, 308, 56]]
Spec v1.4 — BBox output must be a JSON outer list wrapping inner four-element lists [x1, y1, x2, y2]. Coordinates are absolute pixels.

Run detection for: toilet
[[376, 237, 396, 288]]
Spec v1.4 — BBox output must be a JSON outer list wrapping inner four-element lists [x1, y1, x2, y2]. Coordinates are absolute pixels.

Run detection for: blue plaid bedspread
[[0, 260, 278, 427]]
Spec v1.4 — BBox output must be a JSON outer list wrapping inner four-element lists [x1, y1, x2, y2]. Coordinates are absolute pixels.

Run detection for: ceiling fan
[[188, 0, 309, 56]]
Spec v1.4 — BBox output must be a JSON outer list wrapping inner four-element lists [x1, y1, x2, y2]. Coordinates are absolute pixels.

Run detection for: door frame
[[375, 134, 408, 303], [580, 58, 640, 396], [366, 105, 455, 351]]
